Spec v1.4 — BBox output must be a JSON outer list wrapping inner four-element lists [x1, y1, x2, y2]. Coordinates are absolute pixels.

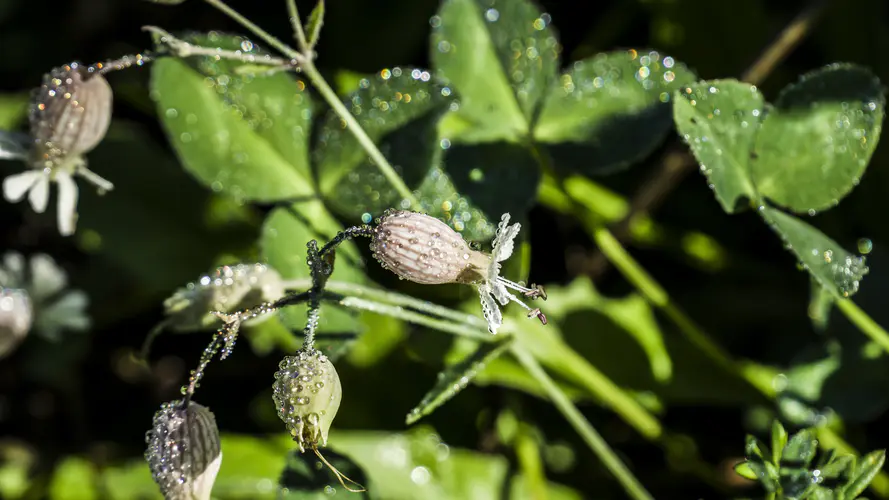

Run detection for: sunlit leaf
[[751, 64, 884, 213], [260, 201, 365, 334], [759, 205, 868, 298], [673, 79, 761, 212], [782, 429, 817, 466], [406, 335, 513, 425], [843, 450, 887, 498], [771, 420, 788, 465], [151, 33, 314, 202], [316, 66, 450, 216], [431, 0, 559, 141], [536, 49, 695, 175], [347, 311, 406, 367], [49, 457, 98, 500]]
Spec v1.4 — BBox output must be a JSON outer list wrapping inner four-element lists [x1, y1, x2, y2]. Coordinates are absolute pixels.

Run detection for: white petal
[[29, 254, 68, 301], [3, 171, 41, 203], [55, 172, 79, 236], [491, 213, 520, 263], [0, 252, 26, 287], [190, 451, 222, 500], [491, 280, 511, 306], [28, 175, 50, 213], [478, 285, 502, 335]]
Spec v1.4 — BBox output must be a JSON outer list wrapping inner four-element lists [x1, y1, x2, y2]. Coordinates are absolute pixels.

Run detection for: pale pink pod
[[370, 210, 488, 285], [29, 63, 112, 167]]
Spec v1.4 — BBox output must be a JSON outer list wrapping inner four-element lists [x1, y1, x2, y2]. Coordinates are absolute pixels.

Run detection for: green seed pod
[[272, 348, 342, 452], [29, 63, 112, 169], [370, 210, 488, 285], [163, 263, 285, 331], [0, 288, 32, 358], [145, 400, 221, 500]]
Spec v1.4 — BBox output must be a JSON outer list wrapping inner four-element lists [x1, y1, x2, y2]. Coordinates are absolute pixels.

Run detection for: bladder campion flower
[[370, 210, 546, 334], [145, 400, 221, 500], [3, 63, 114, 236]]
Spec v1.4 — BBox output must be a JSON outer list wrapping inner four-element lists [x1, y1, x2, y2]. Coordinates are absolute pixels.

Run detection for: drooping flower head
[[370, 210, 546, 334], [145, 400, 222, 500], [272, 347, 343, 453]]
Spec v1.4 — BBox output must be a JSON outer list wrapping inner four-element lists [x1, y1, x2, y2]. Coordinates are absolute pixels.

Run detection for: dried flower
[[3, 63, 114, 236], [371, 211, 545, 334], [145, 400, 221, 500], [0, 252, 89, 341], [0, 288, 32, 358], [164, 263, 285, 331], [272, 347, 342, 453]]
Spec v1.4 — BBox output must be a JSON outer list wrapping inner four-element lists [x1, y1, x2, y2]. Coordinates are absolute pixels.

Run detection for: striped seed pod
[[29, 63, 112, 169], [0, 288, 32, 358], [272, 348, 342, 452], [163, 263, 285, 331], [370, 210, 489, 285], [145, 400, 221, 500]]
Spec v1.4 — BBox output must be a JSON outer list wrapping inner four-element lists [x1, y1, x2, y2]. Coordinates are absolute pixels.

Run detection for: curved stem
[[512, 344, 654, 500], [835, 299, 889, 355]]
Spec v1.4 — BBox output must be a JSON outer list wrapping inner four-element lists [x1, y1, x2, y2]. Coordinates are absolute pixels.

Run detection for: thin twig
[[585, 0, 829, 278], [286, 0, 310, 52]]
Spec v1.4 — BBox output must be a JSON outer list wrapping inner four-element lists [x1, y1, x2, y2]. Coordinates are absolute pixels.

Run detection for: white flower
[[0, 252, 90, 340], [475, 213, 546, 334]]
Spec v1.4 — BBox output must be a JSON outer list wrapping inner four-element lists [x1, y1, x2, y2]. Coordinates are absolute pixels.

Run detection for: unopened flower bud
[[164, 263, 285, 331], [145, 400, 221, 500], [273, 348, 342, 452], [29, 63, 112, 168], [370, 210, 488, 285], [0, 288, 32, 358]]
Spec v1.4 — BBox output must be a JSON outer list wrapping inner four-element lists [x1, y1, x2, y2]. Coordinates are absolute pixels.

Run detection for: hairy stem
[[512, 344, 654, 500], [836, 299, 889, 355]]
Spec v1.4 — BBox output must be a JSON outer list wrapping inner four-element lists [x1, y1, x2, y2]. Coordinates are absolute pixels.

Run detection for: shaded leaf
[[406, 336, 513, 425], [673, 79, 761, 212], [316, 66, 450, 216], [305, 0, 326, 49], [772, 420, 788, 465], [809, 276, 835, 332], [820, 455, 854, 479], [782, 429, 817, 467], [431, 0, 559, 141], [0, 94, 28, 129], [151, 33, 314, 202], [536, 49, 695, 175], [759, 205, 868, 298], [279, 448, 368, 498], [752, 64, 884, 213], [260, 201, 365, 334], [843, 450, 887, 498]]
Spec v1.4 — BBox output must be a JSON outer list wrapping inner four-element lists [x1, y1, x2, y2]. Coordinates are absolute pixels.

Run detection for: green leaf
[[843, 450, 887, 499], [260, 201, 365, 334], [759, 205, 868, 298], [809, 276, 835, 332], [279, 448, 367, 498], [782, 429, 817, 466], [305, 0, 325, 48], [772, 421, 789, 465], [0, 93, 27, 129], [151, 33, 314, 202], [431, 0, 558, 141], [673, 79, 761, 212], [734, 461, 759, 481], [49, 457, 98, 500], [746, 435, 769, 461], [347, 310, 405, 367], [406, 336, 513, 425], [509, 475, 585, 500], [821, 455, 854, 479], [316, 66, 450, 217], [101, 461, 160, 500], [751, 64, 884, 213], [536, 49, 696, 175], [214, 434, 291, 498]]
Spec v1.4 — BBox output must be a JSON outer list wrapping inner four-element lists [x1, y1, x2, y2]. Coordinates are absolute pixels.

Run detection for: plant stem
[[285, 0, 309, 50], [202, 0, 420, 209], [836, 299, 889, 355], [512, 344, 654, 500], [333, 295, 493, 341]]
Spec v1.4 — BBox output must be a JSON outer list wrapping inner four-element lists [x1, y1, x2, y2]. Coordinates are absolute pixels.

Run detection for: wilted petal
[[55, 171, 78, 236], [3, 171, 41, 203], [29, 253, 68, 301], [27, 175, 49, 213], [478, 284, 502, 334], [491, 213, 520, 263]]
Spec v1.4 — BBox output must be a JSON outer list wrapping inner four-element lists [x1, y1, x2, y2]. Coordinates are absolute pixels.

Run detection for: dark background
[[1, 0, 889, 498]]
